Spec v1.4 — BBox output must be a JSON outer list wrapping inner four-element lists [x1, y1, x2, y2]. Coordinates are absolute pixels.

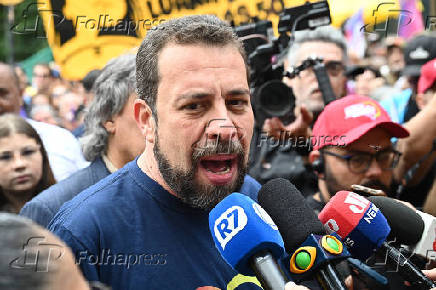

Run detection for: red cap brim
[[340, 121, 409, 147]]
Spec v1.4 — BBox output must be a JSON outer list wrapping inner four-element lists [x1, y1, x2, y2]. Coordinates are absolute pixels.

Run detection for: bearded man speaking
[[48, 15, 263, 290]]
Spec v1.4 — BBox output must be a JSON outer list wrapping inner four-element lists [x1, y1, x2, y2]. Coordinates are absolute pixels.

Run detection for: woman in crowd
[[0, 114, 55, 213]]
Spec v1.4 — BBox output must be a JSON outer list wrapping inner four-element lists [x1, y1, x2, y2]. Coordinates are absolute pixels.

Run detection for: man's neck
[[101, 154, 119, 173], [137, 149, 178, 198]]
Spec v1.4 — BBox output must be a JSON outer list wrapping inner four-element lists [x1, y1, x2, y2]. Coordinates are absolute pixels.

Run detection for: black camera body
[[235, 1, 332, 127]]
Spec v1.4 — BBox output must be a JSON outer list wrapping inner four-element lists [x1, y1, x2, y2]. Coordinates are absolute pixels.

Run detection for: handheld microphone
[[320, 191, 436, 290], [257, 178, 348, 290], [209, 193, 288, 290], [367, 196, 436, 262], [318, 190, 390, 260]]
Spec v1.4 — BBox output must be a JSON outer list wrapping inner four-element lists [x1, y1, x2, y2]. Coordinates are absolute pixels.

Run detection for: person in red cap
[[306, 95, 409, 212], [416, 58, 436, 110], [306, 91, 436, 212]]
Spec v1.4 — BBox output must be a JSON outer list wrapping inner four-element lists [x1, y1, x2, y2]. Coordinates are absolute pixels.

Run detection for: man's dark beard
[[324, 162, 392, 200], [153, 135, 247, 210]]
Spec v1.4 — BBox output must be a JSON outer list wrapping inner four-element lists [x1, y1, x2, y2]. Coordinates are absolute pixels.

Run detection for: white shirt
[[26, 119, 89, 181]]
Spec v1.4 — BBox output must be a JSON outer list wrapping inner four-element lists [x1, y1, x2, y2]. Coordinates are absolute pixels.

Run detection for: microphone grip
[[316, 264, 347, 290], [313, 63, 336, 106], [250, 250, 288, 290], [382, 242, 436, 290]]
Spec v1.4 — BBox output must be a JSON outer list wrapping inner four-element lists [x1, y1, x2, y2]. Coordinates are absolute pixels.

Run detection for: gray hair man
[[249, 26, 348, 194], [20, 54, 145, 227]]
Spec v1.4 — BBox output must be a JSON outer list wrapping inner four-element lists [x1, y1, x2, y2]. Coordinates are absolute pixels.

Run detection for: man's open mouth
[[198, 155, 238, 185]]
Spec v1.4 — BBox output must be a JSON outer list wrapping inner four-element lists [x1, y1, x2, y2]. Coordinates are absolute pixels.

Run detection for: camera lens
[[254, 80, 295, 125]]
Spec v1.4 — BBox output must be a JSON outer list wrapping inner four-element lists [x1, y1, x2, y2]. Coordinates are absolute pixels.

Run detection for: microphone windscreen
[[367, 196, 424, 245], [209, 192, 285, 275], [319, 191, 391, 260], [257, 178, 325, 253]]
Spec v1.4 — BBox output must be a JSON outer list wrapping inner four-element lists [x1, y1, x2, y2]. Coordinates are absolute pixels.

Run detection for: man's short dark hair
[[136, 14, 249, 117]]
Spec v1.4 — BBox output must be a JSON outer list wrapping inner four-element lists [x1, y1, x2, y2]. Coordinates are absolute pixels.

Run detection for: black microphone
[[258, 178, 347, 290], [366, 196, 424, 245], [368, 196, 436, 266]]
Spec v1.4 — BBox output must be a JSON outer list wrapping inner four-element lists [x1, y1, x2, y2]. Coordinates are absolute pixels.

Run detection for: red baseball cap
[[418, 58, 436, 94], [312, 95, 409, 150]]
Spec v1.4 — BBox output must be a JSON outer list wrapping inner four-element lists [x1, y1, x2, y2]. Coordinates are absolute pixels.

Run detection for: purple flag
[[345, 8, 366, 59], [399, 0, 424, 39]]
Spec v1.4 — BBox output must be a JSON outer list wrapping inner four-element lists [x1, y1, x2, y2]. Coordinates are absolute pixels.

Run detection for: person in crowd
[[30, 104, 60, 126], [380, 32, 436, 125], [249, 26, 347, 195], [0, 62, 88, 181], [49, 15, 262, 289], [307, 92, 436, 210], [306, 93, 436, 289], [57, 91, 86, 131], [72, 69, 101, 138], [345, 65, 384, 97], [0, 213, 109, 290], [377, 33, 436, 208], [379, 36, 405, 88], [31, 63, 53, 95], [31, 93, 51, 107], [417, 58, 436, 216], [21, 53, 145, 227], [0, 114, 55, 213], [306, 95, 409, 213]]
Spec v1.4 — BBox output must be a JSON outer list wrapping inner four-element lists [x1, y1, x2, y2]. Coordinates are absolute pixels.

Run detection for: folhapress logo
[[214, 206, 247, 250]]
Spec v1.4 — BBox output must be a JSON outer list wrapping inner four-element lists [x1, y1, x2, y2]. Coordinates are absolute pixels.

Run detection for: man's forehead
[[296, 41, 343, 64], [0, 65, 19, 88], [342, 129, 393, 152]]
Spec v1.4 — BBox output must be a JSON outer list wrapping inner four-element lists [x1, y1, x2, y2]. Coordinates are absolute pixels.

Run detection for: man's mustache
[[192, 139, 244, 160]]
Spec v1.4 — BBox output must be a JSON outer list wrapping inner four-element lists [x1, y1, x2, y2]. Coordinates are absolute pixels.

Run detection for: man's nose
[[204, 118, 239, 143], [365, 158, 383, 178], [203, 105, 240, 143]]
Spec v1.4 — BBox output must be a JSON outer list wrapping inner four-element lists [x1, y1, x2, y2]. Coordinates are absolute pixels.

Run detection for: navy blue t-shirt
[[49, 159, 262, 290]]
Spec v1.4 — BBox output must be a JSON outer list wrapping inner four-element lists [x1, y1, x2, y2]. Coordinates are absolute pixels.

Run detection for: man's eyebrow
[[175, 92, 213, 103], [226, 88, 251, 97]]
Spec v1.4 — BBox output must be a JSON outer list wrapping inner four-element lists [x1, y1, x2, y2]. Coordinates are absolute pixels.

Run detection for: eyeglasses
[[32, 73, 50, 78], [297, 60, 345, 78], [0, 145, 41, 163], [322, 148, 402, 174], [324, 61, 346, 77]]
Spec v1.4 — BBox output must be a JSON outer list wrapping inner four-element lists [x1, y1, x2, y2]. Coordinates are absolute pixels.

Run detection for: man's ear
[[309, 150, 320, 164], [103, 119, 116, 134], [134, 98, 156, 143], [309, 150, 325, 179]]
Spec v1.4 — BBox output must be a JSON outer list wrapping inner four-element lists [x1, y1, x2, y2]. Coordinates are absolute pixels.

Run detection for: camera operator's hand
[[262, 105, 313, 140]]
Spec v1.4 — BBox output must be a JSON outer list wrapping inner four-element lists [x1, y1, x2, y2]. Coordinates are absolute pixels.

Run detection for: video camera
[[235, 1, 335, 127]]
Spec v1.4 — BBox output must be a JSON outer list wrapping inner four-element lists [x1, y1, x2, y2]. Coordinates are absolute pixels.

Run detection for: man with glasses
[[32, 64, 53, 95], [249, 26, 347, 195], [306, 94, 410, 213]]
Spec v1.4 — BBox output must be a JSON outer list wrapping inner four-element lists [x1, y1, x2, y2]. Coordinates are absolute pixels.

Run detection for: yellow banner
[[0, 0, 24, 5], [37, 0, 400, 80]]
